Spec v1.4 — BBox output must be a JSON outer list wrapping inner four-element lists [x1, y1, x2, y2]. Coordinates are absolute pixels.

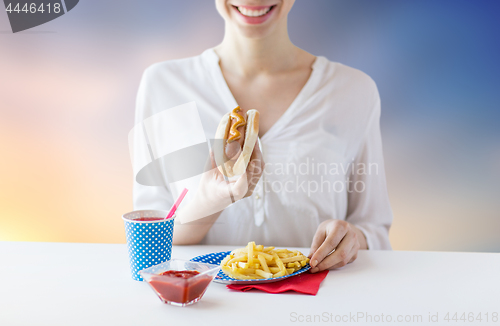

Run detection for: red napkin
[[226, 270, 329, 295]]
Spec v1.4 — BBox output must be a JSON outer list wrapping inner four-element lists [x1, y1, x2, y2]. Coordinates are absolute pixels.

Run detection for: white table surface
[[1, 242, 499, 326]]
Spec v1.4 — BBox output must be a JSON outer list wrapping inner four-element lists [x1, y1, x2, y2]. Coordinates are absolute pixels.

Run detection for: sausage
[[225, 107, 247, 160]]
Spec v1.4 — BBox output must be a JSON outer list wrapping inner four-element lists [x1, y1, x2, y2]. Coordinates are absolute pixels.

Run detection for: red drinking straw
[[165, 188, 188, 220]]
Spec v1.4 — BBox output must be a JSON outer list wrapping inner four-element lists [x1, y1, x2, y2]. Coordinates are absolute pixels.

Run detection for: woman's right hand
[[208, 139, 264, 202], [176, 140, 264, 224]]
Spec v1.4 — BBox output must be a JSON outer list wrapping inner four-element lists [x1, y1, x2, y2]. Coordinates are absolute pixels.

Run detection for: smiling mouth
[[234, 5, 276, 17]]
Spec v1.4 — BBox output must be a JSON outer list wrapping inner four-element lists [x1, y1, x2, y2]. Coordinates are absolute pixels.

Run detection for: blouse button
[[255, 194, 260, 200]]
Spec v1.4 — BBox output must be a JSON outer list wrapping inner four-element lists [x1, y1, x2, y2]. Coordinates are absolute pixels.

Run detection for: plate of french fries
[[190, 242, 310, 284]]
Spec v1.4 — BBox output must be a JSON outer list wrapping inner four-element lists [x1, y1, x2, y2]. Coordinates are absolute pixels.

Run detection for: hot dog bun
[[214, 109, 260, 178]]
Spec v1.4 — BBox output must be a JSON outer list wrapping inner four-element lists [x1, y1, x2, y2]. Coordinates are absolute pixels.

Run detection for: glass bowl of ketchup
[[139, 259, 220, 306]]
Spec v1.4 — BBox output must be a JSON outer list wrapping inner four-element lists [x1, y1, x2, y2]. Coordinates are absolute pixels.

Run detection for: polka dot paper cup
[[122, 210, 175, 281]]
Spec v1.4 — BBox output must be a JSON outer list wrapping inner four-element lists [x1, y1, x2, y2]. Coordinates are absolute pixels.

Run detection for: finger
[[249, 142, 264, 177], [231, 140, 264, 200], [225, 141, 241, 160], [250, 140, 262, 168], [330, 237, 360, 268], [206, 150, 216, 171], [312, 231, 356, 272], [231, 170, 250, 201], [308, 223, 326, 259], [310, 222, 348, 268], [204, 150, 224, 183], [253, 139, 262, 156], [349, 252, 358, 264], [323, 247, 356, 270], [244, 162, 260, 197], [244, 140, 264, 197]]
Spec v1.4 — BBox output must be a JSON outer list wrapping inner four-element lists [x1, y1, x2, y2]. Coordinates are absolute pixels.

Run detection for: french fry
[[222, 267, 264, 280], [248, 241, 255, 264], [258, 254, 270, 273], [280, 255, 306, 264], [236, 268, 256, 275], [257, 252, 274, 261], [255, 269, 273, 279], [270, 252, 286, 275], [269, 267, 280, 273], [273, 270, 286, 277], [221, 255, 232, 265], [231, 248, 246, 255], [220, 242, 309, 280], [227, 255, 248, 265]]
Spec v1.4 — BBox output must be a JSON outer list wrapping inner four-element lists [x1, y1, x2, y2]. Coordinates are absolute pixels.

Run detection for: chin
[[235, 23, 278, 39]]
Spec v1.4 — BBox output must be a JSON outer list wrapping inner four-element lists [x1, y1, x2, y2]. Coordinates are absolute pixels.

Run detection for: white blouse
[[133, 49, 393, 250]]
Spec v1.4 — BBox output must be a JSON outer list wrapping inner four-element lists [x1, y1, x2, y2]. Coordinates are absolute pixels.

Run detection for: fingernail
[[311, 267, 318, 273], [311, 259, 318, 268]]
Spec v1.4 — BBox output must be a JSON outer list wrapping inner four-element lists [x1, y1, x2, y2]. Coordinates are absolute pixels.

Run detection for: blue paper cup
[[122, 210, 175, 281]]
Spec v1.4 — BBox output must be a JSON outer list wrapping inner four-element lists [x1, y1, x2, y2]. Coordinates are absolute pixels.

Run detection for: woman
[[133, 0, 393, 273]]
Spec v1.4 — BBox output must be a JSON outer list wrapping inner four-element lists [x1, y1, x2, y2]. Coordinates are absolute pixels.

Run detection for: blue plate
[[190, 250, 311, 284]]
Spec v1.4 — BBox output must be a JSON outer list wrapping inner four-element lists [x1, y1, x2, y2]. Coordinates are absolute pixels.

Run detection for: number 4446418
[[5, 3, 62, 14], [444, 312, 498, 323]]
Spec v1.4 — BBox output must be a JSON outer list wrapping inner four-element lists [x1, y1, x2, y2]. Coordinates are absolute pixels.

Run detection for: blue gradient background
[[0, 0, 499, 251]]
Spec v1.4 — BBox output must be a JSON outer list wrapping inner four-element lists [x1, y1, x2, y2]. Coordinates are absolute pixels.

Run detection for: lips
[[236, 5, 273, 17], [232, 4, 277, 25]]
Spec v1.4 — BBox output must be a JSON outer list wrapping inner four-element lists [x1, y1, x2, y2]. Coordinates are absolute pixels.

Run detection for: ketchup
[[148, 270, 213, 304], [160, 270, 200, 278], [134, 217, 164, 221]]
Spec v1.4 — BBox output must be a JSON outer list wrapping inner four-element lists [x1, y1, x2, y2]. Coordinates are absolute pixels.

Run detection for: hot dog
[[214, 106, 260, 178]]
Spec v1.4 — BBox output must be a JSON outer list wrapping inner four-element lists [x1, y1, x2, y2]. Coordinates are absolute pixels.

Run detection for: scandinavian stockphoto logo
[[3, 0, 78, 33]]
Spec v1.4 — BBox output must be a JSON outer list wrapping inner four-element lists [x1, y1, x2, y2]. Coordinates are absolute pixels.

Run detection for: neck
[[214, 21, 301, 76]]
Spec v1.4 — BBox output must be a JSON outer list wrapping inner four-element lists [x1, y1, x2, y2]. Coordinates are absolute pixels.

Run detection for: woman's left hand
[[308, 220, 367, 273]]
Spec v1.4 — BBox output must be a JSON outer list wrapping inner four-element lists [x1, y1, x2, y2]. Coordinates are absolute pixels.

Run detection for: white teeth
[[237, 6, 271, 17]]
